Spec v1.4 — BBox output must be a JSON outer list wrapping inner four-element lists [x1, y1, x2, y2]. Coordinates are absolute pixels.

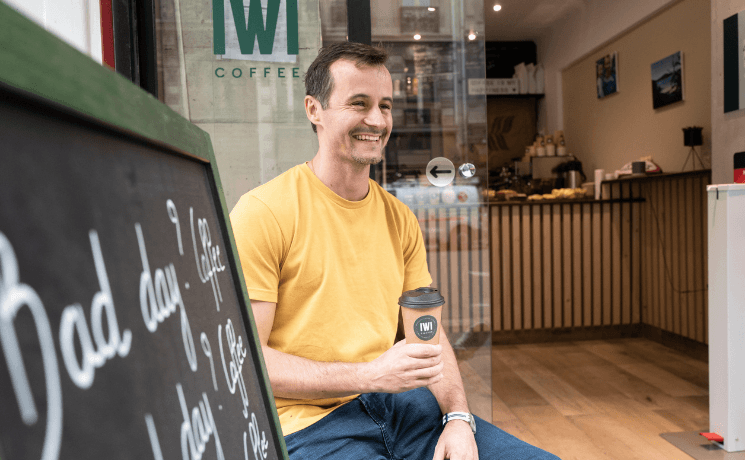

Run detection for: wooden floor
[[489, 338, 709, 460]]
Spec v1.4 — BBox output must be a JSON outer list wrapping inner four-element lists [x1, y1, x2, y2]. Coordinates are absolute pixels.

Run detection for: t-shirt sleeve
[[229, 194, 286, 303], [401, 207, 432, 292]]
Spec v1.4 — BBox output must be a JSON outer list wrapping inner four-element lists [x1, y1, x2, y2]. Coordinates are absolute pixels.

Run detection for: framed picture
[[651, 51, 684, 109], [596, 52, 619, 98]]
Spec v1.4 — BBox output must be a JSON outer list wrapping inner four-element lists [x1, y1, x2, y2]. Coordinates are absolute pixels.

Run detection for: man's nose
[[364, 106, 387, 130]]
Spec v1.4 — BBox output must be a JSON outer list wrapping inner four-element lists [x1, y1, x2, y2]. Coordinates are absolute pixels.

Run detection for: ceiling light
[[428, 7, 436, 11], [493, 4, 502, 11], [468, 32, 477, 40], [414, 33, 421, 40]]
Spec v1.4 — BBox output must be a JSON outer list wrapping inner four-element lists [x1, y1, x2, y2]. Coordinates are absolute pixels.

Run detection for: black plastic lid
[[398, 287, 445, 309]]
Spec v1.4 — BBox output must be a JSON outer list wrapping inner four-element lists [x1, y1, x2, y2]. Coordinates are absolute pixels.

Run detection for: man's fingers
[[407, 354, 442, 369], [405, 343, 442, 358], [432, 442, 446, 460]]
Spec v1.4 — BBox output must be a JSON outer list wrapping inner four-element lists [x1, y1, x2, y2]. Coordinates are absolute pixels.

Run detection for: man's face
[[312, 59, 393, 166]]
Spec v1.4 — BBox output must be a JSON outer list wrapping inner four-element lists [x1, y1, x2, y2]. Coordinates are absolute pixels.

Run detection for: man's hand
[[363, 339, 443, 393], [433, 420, 478, 460]]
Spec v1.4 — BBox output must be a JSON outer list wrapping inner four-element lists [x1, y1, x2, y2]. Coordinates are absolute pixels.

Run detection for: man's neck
[[308, 154, 371, 202]]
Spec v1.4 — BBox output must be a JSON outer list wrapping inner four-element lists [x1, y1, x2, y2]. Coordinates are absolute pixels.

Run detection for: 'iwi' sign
[[213, 0, 299, 63]]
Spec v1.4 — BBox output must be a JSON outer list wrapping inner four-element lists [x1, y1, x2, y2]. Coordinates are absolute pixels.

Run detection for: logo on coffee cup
[[413, 315, 437, 341]]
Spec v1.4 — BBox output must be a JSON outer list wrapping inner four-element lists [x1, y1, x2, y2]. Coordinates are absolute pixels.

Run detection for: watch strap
[[442, 412, 476, 433]]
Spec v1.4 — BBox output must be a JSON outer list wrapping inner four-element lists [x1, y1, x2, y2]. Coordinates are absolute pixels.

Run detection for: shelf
[[487, 93, 545, 99], [603, 169, 711, 184], [487, 197, 645, 207], [391, 125, 458, 134]]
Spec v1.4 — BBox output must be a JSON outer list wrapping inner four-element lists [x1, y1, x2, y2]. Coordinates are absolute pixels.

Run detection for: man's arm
[[251, 300, 445, 399], [428, 330, 479, 460]]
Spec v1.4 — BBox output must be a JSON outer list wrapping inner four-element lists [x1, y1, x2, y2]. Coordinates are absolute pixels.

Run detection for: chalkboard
[[0, 5, 287, 460]]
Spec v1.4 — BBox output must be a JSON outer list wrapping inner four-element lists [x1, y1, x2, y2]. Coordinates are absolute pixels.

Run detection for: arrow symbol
[[430, 165, 452, 178]]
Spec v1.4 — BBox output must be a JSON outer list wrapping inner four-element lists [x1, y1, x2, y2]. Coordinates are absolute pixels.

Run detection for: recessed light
[[468, 33, 477, 40], [493, 4, 502, 11], [428, 7, 436, 12], [414, 33, 422, 40]]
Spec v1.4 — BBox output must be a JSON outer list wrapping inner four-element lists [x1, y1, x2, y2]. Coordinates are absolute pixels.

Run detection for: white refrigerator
[[707, 183, 745, 452]]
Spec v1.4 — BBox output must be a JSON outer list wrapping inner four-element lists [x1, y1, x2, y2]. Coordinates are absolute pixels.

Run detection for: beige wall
[[537, 0, 678, 135], [561, 0, 711, 176], [711, 0, 745, 185]]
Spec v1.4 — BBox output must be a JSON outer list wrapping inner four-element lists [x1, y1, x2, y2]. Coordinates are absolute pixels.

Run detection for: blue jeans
[[285, 388, 561, 459]]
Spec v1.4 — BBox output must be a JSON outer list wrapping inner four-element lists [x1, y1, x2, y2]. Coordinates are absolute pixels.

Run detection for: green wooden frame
[[0, 4, 288, 457]]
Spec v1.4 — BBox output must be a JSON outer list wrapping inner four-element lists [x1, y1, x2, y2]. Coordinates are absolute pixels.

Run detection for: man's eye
[[380, 104, 391, 110], [352, 101, 366, 107]]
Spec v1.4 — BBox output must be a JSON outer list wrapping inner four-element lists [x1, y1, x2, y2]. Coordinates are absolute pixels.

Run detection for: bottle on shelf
[[536, 136, 546, 157], [545, 135, 556, 156]]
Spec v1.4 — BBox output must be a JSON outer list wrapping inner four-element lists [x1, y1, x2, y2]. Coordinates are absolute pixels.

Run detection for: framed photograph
[[596, 52, 619, 98], [651, 51, 684, 109]]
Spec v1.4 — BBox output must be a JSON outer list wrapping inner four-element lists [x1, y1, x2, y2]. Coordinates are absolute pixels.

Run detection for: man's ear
[[305, 95, 322, 127]]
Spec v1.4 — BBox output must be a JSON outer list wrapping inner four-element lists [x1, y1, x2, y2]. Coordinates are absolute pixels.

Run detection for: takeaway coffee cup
[[398, 287, 445, 344]]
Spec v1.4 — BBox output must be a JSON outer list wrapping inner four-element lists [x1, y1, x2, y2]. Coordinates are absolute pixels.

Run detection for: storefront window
[[156, 0, 490, 423]]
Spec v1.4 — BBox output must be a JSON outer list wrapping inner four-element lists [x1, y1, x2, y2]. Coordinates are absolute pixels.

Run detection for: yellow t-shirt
[[229, 163, 432, 436]]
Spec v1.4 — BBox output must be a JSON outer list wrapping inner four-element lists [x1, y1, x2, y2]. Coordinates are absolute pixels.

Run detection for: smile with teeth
[[353, 134, 380, 141]]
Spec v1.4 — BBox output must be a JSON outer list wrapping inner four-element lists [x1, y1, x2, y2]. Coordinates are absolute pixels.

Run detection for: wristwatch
[[442, 412, 476, 434]]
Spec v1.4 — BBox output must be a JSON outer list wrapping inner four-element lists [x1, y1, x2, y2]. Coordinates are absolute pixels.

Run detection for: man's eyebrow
[[348, 94, 393, 104]]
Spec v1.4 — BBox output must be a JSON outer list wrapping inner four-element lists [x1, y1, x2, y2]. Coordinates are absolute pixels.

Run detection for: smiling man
[[230, 42, 560, 460]]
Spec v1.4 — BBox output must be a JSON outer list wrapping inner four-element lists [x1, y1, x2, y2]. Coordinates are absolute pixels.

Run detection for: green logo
[[213, 0, 299, 55], [413, 315, 437, 341]]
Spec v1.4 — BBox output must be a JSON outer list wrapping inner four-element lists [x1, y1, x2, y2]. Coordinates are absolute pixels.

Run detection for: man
[[230, 42, 559, 460]]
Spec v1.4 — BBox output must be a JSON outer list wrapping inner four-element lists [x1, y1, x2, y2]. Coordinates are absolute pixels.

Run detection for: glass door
[[154, 0, 491, 424], [322, 0, 492, 422]]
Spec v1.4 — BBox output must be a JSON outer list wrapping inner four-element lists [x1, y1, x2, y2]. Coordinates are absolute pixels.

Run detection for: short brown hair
[[304, 42, 388, 133]]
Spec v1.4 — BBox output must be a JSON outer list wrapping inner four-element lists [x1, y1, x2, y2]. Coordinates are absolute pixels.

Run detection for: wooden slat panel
[[676, 179, 687, 338], [702, 176, 709, 344], [572, 204, 582, 327], [621, 184, 631, 325], [450, 209, 460, 332], [602, 202, 612, 325], [655, 180, 664, 330], [562, 204, 573, 328], [460, 207, 470, 333], [656, 181, 665, 331], [582, 203, 592, 327], [491, 207, 501, 332], [522, 206, 532, 329], [512, 205, 522, 330], [672, 179, 681, 336], [438, 208, 451, 330], [592, 203, 602, 326], [532, 206, 543, 329], [543, 205, 553, 329], [631, 184, 641, 325], [552, 204, 563, 328], [487, 172, 708, 341], [502, 207, 513, 331], [684, 178, 695, 340], [612, 198, 622, 326], [694, 176, 706, 343], [639, 183, 648, 325], [561, 205, 572, 327], [478, 207, 488, 332]]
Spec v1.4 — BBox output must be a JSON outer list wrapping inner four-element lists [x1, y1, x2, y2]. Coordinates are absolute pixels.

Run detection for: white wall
[[711, 0, 745, 185], [3, 0, 102, 63], [535, 0, 680, 135]]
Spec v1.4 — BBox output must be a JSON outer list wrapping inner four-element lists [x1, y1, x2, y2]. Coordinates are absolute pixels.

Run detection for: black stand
[[682, 146, 705, 171]]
